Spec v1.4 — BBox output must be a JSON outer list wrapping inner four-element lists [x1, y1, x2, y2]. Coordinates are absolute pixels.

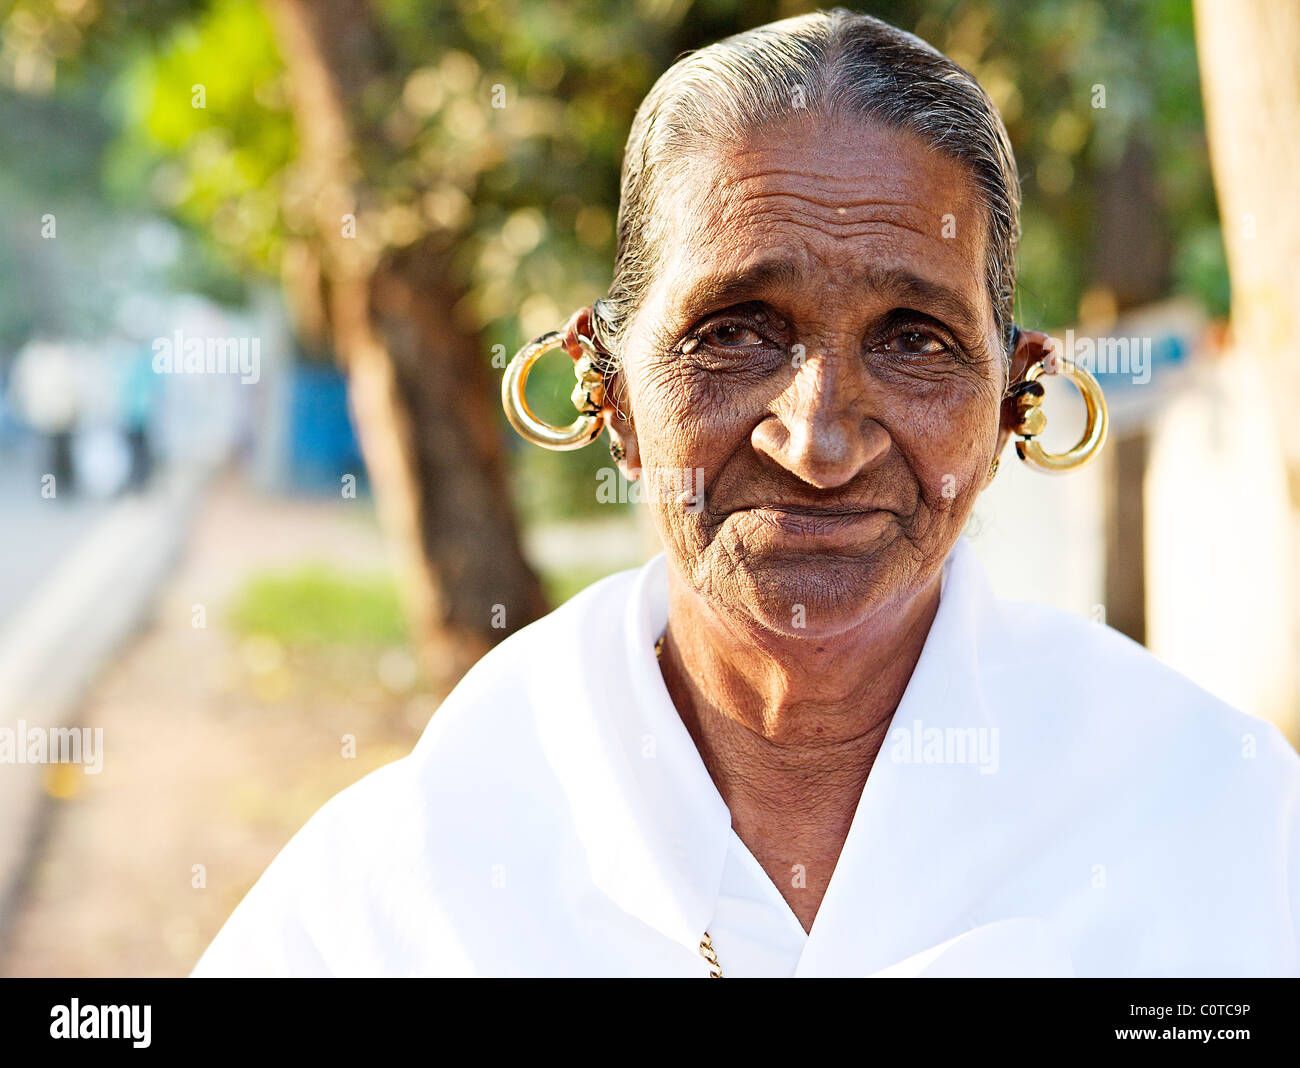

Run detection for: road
[[0, 440, 109, 630]]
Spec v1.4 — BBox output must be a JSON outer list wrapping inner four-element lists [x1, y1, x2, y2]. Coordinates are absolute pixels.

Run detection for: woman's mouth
[[736, 506, 892, 539]]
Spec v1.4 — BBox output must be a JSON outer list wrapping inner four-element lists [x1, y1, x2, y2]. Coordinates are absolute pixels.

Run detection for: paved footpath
[[0, 442, 108, 630], [0, 475, 432, 977]]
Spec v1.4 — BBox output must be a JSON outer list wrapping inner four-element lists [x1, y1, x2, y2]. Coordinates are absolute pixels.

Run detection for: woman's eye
[[699, 322, 764, 349], [880, 329, 948, 358]]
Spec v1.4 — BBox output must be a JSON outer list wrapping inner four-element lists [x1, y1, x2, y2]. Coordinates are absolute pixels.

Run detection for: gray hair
[[589, 7, 1021, 382]]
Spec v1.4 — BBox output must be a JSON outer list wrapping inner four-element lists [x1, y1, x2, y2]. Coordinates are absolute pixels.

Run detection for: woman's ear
[[603, 369, 641, 481], [1009, 326, 1060, 385], [994, 326, 1060, 462], [566, 303, 642, 479]]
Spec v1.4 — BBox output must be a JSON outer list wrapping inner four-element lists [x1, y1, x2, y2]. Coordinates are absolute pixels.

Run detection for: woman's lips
[[734, 506, 892, 539]]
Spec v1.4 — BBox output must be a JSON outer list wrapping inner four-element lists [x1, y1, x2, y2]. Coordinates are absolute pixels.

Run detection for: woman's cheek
[[645, 380, 745, 467], [907, 415, 996, 509]]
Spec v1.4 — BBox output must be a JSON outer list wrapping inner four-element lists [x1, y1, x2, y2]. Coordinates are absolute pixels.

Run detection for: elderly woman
[[195, 9, 1299, 978]]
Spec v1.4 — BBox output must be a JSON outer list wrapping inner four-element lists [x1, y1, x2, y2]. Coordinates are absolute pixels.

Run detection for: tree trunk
[[1194, 0, 1300, 735], [264, 0, 548, 688], [1195, 1, 1300, 491], [1090, 134, 1171, 312], [1091, 133, 1169, 647]]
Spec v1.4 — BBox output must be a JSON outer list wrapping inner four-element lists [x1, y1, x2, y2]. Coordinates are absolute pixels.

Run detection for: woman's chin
[[709, 551, 912, 639]]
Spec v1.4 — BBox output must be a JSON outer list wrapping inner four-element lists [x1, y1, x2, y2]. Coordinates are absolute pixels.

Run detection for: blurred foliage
[[2, 0, 1230, 519], [108, 0, 292, 271], [0, 77, 111, 348], [540, 560, 637, 608], [0, 0, 244, 348], [227, 564, 408, 646]]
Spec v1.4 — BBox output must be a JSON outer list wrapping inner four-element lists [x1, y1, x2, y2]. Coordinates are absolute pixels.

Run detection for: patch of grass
[[539, 562, 629, 608], [227, 564, 408, 647]]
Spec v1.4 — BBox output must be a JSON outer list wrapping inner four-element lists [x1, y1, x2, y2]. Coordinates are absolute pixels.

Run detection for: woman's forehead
[[644, 116, 991, 335], [710, 113, 975, 199]]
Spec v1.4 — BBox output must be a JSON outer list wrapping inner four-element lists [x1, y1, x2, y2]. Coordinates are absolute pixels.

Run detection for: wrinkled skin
[[601, 113, 1053, 931]]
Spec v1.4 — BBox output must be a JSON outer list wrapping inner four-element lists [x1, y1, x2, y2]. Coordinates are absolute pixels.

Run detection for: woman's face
[[609, 113, 1010, 639]]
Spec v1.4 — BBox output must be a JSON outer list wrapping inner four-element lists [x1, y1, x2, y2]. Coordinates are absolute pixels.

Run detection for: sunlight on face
[[620, 113, 1005, 638]]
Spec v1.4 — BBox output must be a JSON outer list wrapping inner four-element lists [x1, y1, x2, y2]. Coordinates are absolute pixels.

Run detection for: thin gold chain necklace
[[655, 632, 723, 978]]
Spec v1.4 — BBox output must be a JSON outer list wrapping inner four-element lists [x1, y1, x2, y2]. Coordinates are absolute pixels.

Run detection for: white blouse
[[710, 828, 807, 977], [192, 538, 1300, 977]]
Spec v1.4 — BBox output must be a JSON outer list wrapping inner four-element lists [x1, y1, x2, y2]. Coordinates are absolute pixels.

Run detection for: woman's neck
[[658, 569, 941, 931]]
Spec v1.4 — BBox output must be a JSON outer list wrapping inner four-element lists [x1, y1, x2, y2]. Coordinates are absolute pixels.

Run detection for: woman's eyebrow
[[874, 268, 985, 337], [676, 256, 985, 336], [683, 257, 805, 313]]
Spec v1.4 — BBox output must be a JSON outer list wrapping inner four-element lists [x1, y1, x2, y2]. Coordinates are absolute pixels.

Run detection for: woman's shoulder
[[993, 590, 1247, 707], [190, 755, 423, 975], [985, 588, 1300, 802], [408, 562, 644, 751], [191, 564, 650, 976]]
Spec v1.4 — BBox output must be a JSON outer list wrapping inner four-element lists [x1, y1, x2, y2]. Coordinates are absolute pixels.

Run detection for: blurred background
[[0, 0, 1296, 976]]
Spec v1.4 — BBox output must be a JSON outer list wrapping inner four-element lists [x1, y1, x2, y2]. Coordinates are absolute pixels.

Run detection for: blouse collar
[[577, 537, 994, 970]]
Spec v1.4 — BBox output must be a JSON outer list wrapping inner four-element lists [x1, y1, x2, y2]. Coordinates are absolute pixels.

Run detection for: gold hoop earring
[[501, 331, 606, 450], [1011, 359, 1108, 473]]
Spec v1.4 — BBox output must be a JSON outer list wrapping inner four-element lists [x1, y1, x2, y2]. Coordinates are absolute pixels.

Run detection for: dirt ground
[[0, 476, 437, 977]]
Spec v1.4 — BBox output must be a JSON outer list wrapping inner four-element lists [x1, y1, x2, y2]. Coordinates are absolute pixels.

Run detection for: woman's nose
[[750, 351, 890, 489]]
